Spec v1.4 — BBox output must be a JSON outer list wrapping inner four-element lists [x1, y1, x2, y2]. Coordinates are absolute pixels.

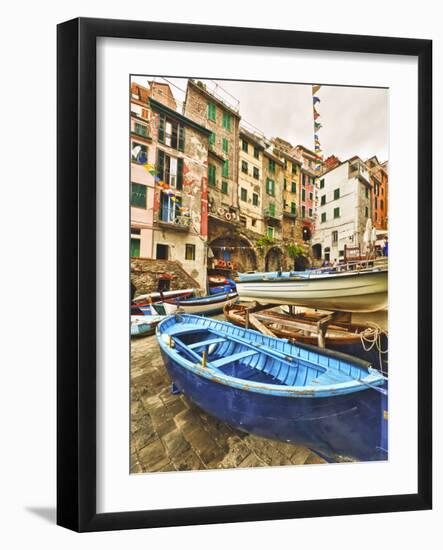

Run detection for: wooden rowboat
[[223, 303, 388, 371], [156, 314, 388, 462], [131, 315, 166, 337], [160, 291, 238, 316], [235, 267, 388, 313]]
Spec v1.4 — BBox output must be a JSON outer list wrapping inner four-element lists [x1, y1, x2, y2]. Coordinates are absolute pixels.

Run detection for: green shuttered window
[[208, 164, 216, 187], [208, 102, 216, 121], [131, 238, 140, 257], [222, 112, 231, 130], [222, 160, 229, 178], [131, 183, 147, 208]]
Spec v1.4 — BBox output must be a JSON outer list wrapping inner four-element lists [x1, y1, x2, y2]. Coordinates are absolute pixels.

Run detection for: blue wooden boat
[[131, 303, 169, 316], [156, 314, 388, 462]]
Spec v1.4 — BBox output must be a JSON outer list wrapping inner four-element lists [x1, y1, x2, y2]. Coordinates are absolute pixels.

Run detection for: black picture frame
[[57, 17, 432, 532]]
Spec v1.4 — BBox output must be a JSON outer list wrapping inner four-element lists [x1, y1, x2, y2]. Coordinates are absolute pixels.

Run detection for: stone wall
[[131, 258, 202, 297], [184, 80, 240, 213]]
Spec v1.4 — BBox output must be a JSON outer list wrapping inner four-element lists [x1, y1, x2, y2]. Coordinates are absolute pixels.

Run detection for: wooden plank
[[249, 314, 277, 337]]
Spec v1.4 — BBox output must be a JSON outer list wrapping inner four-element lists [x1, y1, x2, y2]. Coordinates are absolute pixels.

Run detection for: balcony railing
[[283, 208, 297, 218], [264, 208, 282, 224], [132, 129, 151, 140], [158, 211, 191, 231]]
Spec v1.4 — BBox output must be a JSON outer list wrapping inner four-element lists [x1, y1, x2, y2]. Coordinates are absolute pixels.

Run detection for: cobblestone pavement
[[130, 330, 325, 474]]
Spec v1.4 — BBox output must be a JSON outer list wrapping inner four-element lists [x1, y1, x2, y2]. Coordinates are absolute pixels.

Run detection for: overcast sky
[[132, 76, 388, 163]]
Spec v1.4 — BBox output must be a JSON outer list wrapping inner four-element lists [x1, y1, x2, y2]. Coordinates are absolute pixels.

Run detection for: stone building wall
[[131, 258, 202, 297], [149, 101, 211, 288], [184, 80, 240, 216], [238, 130, 264, 235], [262, 151, 285, 241]]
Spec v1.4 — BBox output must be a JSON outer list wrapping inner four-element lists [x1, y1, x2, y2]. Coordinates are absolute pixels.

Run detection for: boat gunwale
[[236, 268, 387, 284], [223, 304, 373, 345], [156, 315, 385, 398], [164, 291, 237, 306]]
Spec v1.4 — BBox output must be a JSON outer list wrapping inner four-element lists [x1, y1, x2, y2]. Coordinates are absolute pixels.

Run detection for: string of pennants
[[140, 161, 193, 213], [312, 84, 323, 220]]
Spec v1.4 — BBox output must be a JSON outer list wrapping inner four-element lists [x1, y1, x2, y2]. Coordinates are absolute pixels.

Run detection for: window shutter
[[171, 123, 178, 149], [208, 164, 216, 186], [157, 149, 165, 180], [131, 239, 140, 257], [177, 158, 183, 190], [208, 102, 216, 121], [158, 114, 165, 143], [178, 124, 185, 151]]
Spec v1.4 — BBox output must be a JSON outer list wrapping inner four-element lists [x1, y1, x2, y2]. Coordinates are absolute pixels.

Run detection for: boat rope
[[359, 322, 388, 375]]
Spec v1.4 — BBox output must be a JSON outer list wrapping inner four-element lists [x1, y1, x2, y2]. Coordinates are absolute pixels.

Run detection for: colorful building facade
[[366, 156, 388, 230], [130, 82, 156, 259]]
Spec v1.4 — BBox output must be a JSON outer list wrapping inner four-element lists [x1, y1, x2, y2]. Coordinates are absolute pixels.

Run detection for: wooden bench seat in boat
[[210, 350, 258, 369], [188, 337, 226, 350], [167, 324, 207, 336]]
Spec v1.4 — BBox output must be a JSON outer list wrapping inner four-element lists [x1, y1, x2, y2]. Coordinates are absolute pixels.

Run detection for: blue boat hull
[[160, 350, 387, 463]]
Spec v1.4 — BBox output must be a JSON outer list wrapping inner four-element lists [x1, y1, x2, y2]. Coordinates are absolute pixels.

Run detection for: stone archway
[[209, 235, 257, 273], [312, 243, 322, 260], [294, 254, 310, 271], [265, 246, 283, 272]]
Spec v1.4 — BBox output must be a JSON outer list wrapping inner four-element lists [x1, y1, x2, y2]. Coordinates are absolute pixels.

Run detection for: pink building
[[130, 83, 155, 258]]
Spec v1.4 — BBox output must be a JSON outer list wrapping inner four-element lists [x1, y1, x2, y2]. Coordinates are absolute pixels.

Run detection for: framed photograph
[[57, 17, 432, 532]]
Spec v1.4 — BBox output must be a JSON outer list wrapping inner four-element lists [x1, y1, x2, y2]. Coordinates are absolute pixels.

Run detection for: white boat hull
[[163, 295, 238, 315], [236, 270, 387, 313]]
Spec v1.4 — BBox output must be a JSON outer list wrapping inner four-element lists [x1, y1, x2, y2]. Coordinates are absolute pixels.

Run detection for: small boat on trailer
[[133, 288, 196, 304], [235, 264, 388, 313], [224, 303, 388, 370], [156, 314, 388, 462], [160, 290, 238, 316], [131, 315, 166, 337]]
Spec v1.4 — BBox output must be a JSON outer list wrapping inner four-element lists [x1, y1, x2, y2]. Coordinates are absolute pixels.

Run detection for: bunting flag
[[311, 85, 324, 221]]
